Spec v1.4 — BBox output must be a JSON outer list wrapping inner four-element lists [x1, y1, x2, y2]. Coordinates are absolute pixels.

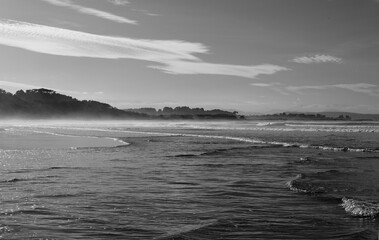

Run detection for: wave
[[287, 172, 379, 218], [341, 197, 379, 217], [33, 193, 78, 199], [286, 170, 353, 195], [183, 124, 379, 133], [30, 126, 262, 144], [256, 122, 287, 127], [1, 207, 56, 217], [10, 167, 85, 173], [170, 144, 291, 158], [307, 145, 377, 152], [1, 175, 58, 184], [292, 156, 319, 165], [1, 177, 28, 183], [20, 129, 130, 147], [155, 219, 231, 240], [170, 153, 198, 158], [23, 126, 379, 153], [286, 174, 326, 194], [166, 181, 199, 186], [108, 158, 129, 162], [48, 166, 84, 170]]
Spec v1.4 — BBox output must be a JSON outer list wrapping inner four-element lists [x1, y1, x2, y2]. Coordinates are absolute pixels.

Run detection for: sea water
[[0, 120, 378, 239]]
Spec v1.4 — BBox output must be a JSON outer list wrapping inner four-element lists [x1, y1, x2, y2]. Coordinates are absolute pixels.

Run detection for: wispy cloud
[[0, 80, 43, 90], [333, 83, 379, 95], [131, 8, 161, 17], [250, 82, 279, 87], [287, 83, 379, 96], [151, 62, 288, 79], [108, 0, 130, 6], [0, 20, 288, 79], [0, 80, 88, 95], [0, 20, 203, 61], [107, 0, 160, 17], [291, 54, 342, 64], [40, 0, 137, 25], [249, 82, 289, 95]]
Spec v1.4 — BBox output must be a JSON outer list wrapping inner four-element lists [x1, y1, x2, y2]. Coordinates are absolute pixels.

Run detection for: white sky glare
[[0, 0, 378, 113]]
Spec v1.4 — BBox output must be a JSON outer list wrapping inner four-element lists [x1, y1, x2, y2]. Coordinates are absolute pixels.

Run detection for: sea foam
[[341, 197, 379, 217]]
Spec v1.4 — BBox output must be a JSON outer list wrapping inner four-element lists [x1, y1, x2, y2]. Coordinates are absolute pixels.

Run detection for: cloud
[[151, 62, 288, 79], [291, 54, 342, 64], [287, 83, 379, 96], [108, 0, 130, 5], [0, 20, 288, 79], [0, 80, 88, 95], [131, 8, 161, 17], [249, 82, 290, 95], [334, 83, 379, 95], [107, 0, 160, 17], [40, 0, 137, 25], [0, 20, 204, 61], [250, 82, 279, 87], [0, 80, 43, 90]]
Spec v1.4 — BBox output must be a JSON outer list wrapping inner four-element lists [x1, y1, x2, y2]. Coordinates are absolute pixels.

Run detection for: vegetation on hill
[[0, 88, 146, 119], [126, 106, 241, 119], [0, 88, 241, 120], [246, 112, 353, 121]]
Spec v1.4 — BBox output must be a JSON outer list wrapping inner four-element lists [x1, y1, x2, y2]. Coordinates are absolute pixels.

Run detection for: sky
[[0, 0, 378, 114]]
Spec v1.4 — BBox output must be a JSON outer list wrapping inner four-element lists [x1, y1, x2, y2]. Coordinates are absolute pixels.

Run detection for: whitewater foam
[[27, 126, 379, 152], [286, 174, 326, 194], [341, 197, 379, 217]]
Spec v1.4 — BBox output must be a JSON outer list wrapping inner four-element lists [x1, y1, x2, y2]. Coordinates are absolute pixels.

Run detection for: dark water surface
[[0, 120, 379, 239]]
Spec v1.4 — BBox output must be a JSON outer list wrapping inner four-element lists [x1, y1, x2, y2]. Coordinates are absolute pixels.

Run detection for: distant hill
[[0, 88, 146, 119], [125, 106, 240, 120], [320, 112, 379, 121], [0, 88, 240, 120], [246, 111, 379, 121]]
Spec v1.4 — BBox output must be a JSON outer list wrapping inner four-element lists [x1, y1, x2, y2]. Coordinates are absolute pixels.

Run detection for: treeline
[[126, 106, 241, 119], [0, 88, 241, 120], [248, 112, 352, 121], [0, 88, 146, 119]]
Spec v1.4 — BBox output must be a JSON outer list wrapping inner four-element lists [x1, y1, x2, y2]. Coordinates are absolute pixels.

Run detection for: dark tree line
[[0, 88, 241, 120], [126, 106, 241, 119], [0, 88, 146, 119]]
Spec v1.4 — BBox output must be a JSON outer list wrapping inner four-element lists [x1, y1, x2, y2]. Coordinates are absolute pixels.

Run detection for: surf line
[[17, 129, 130, 146], [36, 126, 262, 144], [17, 127, 379, 152]]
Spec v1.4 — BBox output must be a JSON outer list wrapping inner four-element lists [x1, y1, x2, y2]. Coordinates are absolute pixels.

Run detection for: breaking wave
[[341, 197, 379, 218], [286, 174, 327, 194]]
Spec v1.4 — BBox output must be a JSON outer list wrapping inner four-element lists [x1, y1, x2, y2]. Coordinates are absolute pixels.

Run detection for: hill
[[125, 106, 240, 120], [0, 88, 240, 120], [0, 88, 146, 119], [320, 112, 379, 121], [246, 111, 379, 121]]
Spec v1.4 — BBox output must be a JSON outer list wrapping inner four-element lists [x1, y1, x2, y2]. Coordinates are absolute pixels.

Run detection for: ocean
[[0, 120, 378, 239]]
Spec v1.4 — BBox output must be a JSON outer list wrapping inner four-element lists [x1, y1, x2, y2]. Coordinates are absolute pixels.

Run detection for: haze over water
[[1, 120, 379, 239], [1, 1, 379, 239]]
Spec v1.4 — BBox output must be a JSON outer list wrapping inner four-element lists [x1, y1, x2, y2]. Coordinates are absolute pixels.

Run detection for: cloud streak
[[108, 0, 130, 6], [0, 20, 204, 61], [40, 0, 137, 25], [249, 82, 290, 95], [0, 80, 88, 95], [291, 54, 342, 64], [287, 83, 379, 96], [250, 82, 279, 87], [0, 20, 288, 79], [151, 62, 288, 79]]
